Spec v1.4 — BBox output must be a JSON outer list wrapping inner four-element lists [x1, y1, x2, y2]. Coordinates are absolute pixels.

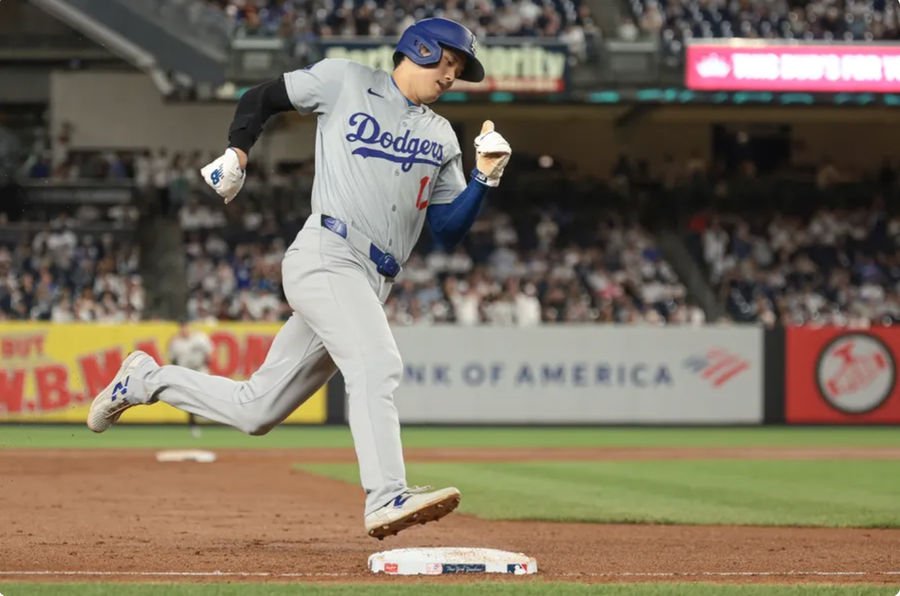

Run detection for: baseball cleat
[[86, 351, 157, 433], [365, 486, 461, 540]]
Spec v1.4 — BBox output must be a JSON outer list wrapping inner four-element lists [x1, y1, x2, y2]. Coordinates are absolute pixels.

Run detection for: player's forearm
[[426, 172, 490, 248], [227, 75, 294, 157], [202, 78, 290, 203]]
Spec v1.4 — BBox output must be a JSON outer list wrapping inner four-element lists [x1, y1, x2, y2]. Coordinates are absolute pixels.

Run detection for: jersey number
[[415, 176, 430, 210]]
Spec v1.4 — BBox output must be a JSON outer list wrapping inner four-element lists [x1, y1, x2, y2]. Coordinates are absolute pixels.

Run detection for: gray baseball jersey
[[284, 58, 466, 263], [144, 58, 470, 519]]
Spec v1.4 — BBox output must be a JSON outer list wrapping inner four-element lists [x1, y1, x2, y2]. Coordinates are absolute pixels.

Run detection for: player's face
[[416, 48, 466, 104]]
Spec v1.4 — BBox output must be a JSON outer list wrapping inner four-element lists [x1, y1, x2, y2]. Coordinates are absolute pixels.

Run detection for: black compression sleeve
[[227, 75, 293, 153]]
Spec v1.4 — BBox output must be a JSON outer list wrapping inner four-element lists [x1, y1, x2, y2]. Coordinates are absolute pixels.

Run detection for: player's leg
[[285, 264, 406, 513], [87, 314, 336, 435], [281, 229, 459, 537]]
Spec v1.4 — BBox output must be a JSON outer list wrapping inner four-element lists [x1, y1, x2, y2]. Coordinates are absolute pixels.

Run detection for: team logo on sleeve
[[345, 112, 443, 171]]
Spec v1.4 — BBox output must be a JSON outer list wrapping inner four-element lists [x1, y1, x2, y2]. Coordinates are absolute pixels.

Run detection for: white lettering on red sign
[[686, 44, 900, 92]]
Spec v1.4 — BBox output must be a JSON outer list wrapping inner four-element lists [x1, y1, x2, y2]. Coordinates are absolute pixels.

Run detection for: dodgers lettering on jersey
[[284, 59, 466, 264], [345, 113, 444, 171]]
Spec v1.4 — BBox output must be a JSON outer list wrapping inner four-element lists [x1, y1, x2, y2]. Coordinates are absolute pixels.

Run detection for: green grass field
[[298, 459, 900, 527], [3, 425, 898, 595], [3, 424, 900, 449]]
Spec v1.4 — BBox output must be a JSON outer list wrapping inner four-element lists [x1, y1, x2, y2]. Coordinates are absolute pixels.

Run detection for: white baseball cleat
[[86, 351, 157, 433], [365, 486, 461, 540]]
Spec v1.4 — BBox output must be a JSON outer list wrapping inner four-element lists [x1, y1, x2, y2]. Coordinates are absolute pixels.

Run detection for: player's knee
[[238, 413, 277, 436], [247, 424, 275, 437]]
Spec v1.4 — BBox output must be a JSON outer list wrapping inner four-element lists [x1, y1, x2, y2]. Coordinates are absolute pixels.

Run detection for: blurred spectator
[[617, 16, 640, 41], [135, 149, 153, 190], [28, 153, 51, 179], [816, 158, 842, 191]]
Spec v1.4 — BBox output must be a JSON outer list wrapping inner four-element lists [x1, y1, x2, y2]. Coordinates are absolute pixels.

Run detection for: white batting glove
[[474, 120, 511, 188], [200, 148, 245, 204]]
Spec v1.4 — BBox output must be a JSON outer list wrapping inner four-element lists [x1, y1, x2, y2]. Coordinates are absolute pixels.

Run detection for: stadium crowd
[[203, 0, 598, 62], [0, 215, 144, 323], [692, 205, 900, 327], [623, 0, 900, 56], [4, 133, 898, 327], [0, 192, 698, 326], [384, 211, 697, 325]]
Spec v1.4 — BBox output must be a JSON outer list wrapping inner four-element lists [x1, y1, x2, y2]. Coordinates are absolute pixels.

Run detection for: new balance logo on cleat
[[210, 166, 224, 185], [392, 494, 412, 507], [365, 487, 461, 540], [111, 376, 129, 401], [87, 351, 158, 433]]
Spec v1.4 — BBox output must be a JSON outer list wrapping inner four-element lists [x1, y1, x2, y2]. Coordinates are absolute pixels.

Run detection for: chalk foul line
[[0, 569, 898, 579]]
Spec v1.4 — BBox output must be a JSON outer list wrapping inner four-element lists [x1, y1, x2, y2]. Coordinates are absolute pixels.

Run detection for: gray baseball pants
[[142, 216, 406, 514]]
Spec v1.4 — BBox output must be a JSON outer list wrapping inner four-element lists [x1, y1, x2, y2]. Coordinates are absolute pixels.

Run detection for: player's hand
[[473, 120, 511, 188], [200, 148, 245, 204]]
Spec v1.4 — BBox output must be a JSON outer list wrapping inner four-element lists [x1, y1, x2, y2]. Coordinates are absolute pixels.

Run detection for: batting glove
[[474, 120, 511, 188], [200, 148, 245, 204]]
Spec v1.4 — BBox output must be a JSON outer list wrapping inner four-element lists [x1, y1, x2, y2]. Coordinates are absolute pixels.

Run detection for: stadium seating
[[689, 206, 900, 326], [2, 147, 697, 325], [625, 0, 900, 60], [205, 0, 598, 61], [5, 137, 896, 327], [0, 196, 696, 325]]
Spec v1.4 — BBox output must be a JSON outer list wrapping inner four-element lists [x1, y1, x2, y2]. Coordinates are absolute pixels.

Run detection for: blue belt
[[319, 215, 401, 279]]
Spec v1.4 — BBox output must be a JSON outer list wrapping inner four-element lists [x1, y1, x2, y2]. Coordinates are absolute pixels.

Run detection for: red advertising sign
[[786, 327, 900, 423], [0, 322, 326, 424], [686, 42, 900, 93]]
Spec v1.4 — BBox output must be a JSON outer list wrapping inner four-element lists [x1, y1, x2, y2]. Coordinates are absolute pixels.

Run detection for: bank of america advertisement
[[392, 326, 763, 424]]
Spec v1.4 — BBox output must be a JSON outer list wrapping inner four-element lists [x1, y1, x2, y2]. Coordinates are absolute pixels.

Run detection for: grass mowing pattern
[[4, 427, 896, 591], [3, 425, 900, 450], [0, 583, 891, 595], [298, 460, 900, 527]]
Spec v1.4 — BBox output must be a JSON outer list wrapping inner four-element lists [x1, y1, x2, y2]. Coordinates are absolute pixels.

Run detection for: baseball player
[[87, 18, 511, 539], [167, 319, 213, 437]]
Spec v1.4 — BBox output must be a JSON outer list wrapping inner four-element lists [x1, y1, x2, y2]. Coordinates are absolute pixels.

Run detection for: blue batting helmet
[[393, 18, 485, 83]]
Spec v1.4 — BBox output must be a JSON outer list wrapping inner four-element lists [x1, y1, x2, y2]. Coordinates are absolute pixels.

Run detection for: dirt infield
[[1, 448, 898, 585]]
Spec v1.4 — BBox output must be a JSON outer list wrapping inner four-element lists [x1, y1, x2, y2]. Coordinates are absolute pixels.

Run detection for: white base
[[368, 547, 537, 576], [155, 449, 217, 463]]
